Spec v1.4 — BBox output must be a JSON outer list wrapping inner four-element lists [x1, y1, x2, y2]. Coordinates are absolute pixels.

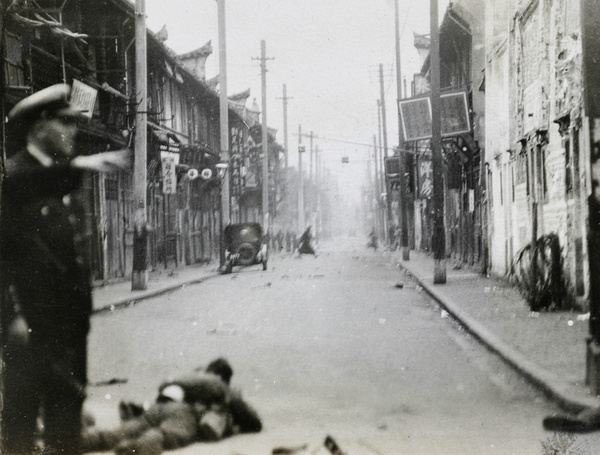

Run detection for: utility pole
[[315, 145, 321, 243], [253, 41, 274, 234], [373, 134, 382, 237], [379, 63, 392, 244], [431, 0, 446, 284], [309, 131, 314, 184], [278, 84, 291, 170], [217, 0, 230, 268], [132, 0, 148, 290], [277, 84, 292, 231], [298, 125, 305, 233], [377, 99, 387, 238], [395, 0, 410, 261]]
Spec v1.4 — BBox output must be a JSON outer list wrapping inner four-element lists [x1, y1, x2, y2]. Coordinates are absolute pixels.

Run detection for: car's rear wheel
[[236, 243, 256, 266]]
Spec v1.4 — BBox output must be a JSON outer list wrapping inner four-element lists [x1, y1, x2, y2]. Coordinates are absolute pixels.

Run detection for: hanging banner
[[418, 156, 433, 199], [399, 90, 471, 141], [161, 152, 179, 194]]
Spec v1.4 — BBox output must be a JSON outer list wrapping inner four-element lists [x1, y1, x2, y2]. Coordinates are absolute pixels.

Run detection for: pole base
[[586, 338, 600, 395], [131, 270, 148, 291], [433, 259, 446, 284], [402, 246, 410, 261]]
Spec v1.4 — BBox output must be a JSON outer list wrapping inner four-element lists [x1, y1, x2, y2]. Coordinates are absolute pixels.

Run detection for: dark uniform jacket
[[1, 149, 92, 338]]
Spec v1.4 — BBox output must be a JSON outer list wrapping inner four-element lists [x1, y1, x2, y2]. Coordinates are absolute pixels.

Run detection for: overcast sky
[[143, 0, 449, 200]]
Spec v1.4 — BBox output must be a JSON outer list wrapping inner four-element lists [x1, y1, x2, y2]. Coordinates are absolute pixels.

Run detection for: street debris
[[324, 435, 344, 455], [206, 321, 237, 336], [394, 281, 404, 289], [272, 443, 308, 454], [88, 378, 128, 387], [441, 309, 449, 318]]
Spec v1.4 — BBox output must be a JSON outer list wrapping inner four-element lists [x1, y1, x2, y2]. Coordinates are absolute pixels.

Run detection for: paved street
[[86, 238, 573, 455]]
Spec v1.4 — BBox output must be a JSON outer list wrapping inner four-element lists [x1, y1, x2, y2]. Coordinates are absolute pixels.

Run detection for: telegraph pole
[[279, 84, 291, 170], [373, 134, 382, 237], [379, 64, 392, 244], [309, 131, 314, 184], [277, 84, 292, 231], [431, 0, 446, 284], [377, 99, 387, 238], [253, 40, 274, 234], [217, 0, 230, 268], [395, 0, 410, 261], [298, 125, 305, 233], [132, 0, 148, 290]]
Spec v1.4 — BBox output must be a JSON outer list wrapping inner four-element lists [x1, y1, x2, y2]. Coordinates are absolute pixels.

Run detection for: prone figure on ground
[[82, 357, 262, 455], [543, 406, 600, 433]]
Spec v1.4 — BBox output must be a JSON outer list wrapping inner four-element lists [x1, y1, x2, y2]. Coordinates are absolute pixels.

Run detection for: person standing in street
[[298, 226, 316, 255], [0, 83, 132, 454]]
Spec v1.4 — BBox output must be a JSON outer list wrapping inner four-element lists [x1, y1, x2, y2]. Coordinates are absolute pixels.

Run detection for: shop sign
[[161, 152, 179, 194], [418, 156, 433, 199], [70, 80, 97, 118], [399, 90, 471, 141]]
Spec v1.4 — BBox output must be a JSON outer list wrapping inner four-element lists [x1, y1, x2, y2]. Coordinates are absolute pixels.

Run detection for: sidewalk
[[92, 261, 220, 314], [392, 250, 600, 413]]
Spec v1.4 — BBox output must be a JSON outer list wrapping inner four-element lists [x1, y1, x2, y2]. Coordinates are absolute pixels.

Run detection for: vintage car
[[222, 222, 268, 273]]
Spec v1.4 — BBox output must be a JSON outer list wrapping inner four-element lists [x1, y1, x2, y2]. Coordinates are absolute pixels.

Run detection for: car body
[[222, 223, 268, 273]]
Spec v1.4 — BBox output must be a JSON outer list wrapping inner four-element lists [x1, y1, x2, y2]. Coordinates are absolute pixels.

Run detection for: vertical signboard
[[161, 152, 179, 194], [418, 156, 433, 199]]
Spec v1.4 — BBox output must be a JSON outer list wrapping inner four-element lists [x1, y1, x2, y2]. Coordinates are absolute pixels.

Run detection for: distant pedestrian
[[367, 228, 378, 250], [275, 229, 284, 251], [0, 84, 132, 454], [298, 226, 316, 255]]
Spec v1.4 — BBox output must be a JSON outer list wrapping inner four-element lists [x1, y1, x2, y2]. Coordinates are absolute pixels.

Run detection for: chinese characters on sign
[[70, 80, 98, 118], [230, 127, 244, 197], [418, 157, 433, 199], [161, 152, 179, 194], [398, 91, 471, 141]]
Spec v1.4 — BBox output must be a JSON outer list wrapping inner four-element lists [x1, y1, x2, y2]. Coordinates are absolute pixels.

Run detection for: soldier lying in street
[[81, 358, 262, 455], [543, 405, 600, 433]]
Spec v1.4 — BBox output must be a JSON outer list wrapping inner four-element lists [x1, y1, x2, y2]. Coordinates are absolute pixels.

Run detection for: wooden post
[[395, 0, 410, 261], [430, 0, 446, 284], [217, 0, 230, 269], [132, 0, 148, 290]]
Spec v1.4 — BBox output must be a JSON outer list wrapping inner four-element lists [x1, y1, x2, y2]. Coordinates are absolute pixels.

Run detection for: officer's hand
[[72, 149, 133, 173]]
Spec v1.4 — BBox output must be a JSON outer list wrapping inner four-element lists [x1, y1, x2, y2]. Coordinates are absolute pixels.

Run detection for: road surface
[[87, 238, 568, 454]]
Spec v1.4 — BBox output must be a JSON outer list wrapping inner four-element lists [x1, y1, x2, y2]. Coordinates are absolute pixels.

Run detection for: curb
[[92, 273, 219, 315], [398, 262, 600, 414]]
